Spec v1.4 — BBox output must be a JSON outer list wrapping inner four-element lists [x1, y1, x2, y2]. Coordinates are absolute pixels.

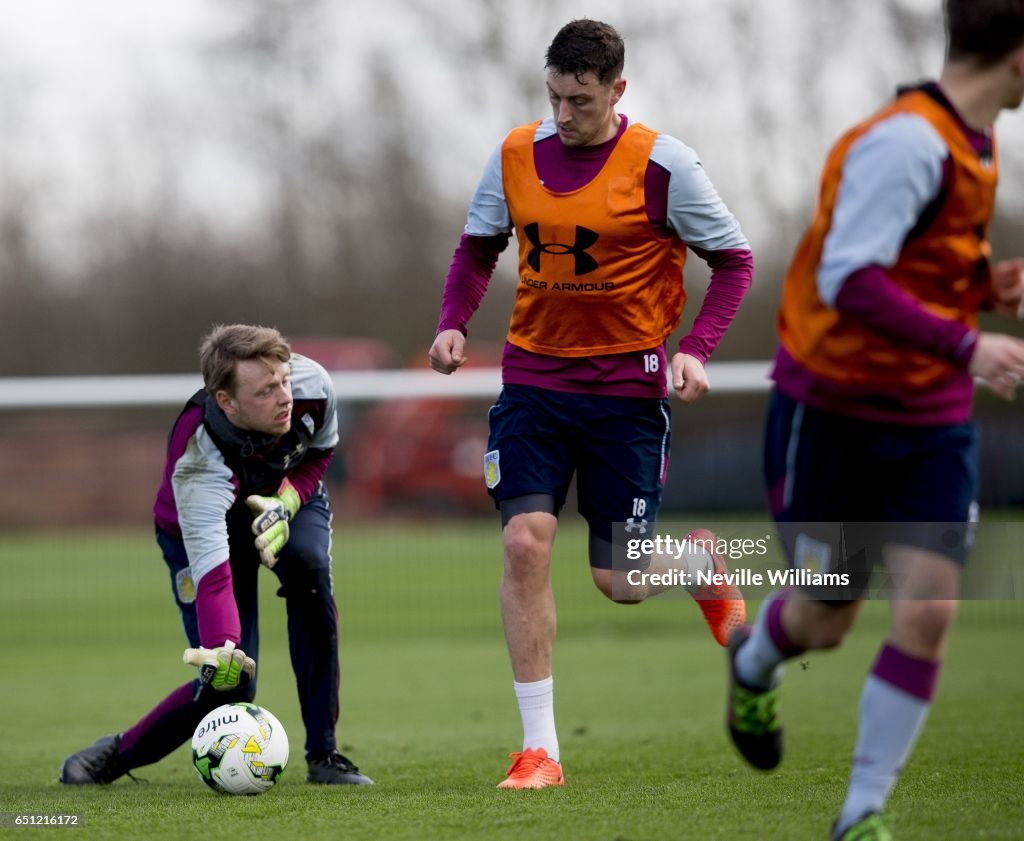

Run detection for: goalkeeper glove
[[183, 641, 256, 699], [245, 479, 301, 568]]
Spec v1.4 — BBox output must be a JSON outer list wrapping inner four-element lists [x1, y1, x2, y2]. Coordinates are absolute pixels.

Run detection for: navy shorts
[[485, 384, 672, 545], [764, 390, 979, 591]]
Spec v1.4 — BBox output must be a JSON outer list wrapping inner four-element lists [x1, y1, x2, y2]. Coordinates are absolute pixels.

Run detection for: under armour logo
[[625, 518, 649, 534], [524, 223, 599, 275]]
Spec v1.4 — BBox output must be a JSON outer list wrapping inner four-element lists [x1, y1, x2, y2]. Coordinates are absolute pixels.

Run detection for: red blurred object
[[289, 337, 396, 371], [327, 341, 503, 518]]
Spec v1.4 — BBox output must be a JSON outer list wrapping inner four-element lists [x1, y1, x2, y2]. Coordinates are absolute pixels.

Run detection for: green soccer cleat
[[726, 628, 783, 770], [831, 812, 892, 841]]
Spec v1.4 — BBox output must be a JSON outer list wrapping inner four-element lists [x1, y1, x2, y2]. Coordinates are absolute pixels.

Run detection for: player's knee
[[276, 536, 331, 597], [590, 567, 641, 604], [811, 625, 849, 650], [277, 564, 333, 605], [896, 599, 958, 651], [502, 522, 551, 581], [282, 539, 330, 573], [803, 601, 859, 649]]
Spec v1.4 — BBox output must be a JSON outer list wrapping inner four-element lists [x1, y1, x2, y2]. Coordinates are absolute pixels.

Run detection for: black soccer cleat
[[59, 733, 129, 785], [306, 751, 374, 785], [726, 628, 783, 770]]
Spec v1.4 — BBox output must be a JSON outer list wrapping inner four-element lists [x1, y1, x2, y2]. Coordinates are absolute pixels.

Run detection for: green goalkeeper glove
[[245, 479, 301, 568], [183, 641, 256, 699]]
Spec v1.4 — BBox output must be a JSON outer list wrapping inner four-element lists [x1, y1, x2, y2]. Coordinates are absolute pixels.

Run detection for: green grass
[[1, 522, 1022, 839]]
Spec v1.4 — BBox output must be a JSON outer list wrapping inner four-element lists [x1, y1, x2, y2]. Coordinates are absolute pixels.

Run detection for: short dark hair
[[946, 0, 1024, 66], [199, 324, 291, 394], [545, 19, 624, 85]]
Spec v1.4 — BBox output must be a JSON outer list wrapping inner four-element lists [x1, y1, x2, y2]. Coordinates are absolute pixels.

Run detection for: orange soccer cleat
[[687, 528, 746, 646], [496, 747, 565, 789]]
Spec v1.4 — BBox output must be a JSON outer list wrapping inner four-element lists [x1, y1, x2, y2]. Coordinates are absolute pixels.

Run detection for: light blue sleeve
[[312, 370, 339, 449], [172, 428, 235, 587], [465, 121, 559, 236], [290, 355, 339, 449], [817, 114, 947, 306], [652, 134, 749, 251], [465, 143, 512, 236]]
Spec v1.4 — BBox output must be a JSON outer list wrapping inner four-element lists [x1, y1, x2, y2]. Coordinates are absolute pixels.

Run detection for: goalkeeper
[[60, 324, 372, 786]]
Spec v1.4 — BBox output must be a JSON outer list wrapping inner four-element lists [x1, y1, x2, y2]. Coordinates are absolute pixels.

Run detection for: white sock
[[679, 538, 713, 574], [514, 676, 559, 763], [836, 675, 930, 833], [650, 543, 711, 593], [734, 595, 787, 689]]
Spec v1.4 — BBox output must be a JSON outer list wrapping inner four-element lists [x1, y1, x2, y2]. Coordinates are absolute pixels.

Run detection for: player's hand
[[969, 332, 1024, 401], [671, 353, 710, 404], [245, 479, 301, 568], [183, 641, 256, 695], [429, 329, 468, 374], [991, 258, 1024, 320]]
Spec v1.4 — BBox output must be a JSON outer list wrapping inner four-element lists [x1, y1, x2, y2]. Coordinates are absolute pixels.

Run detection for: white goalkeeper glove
[[245, 479, 301, 568], [183, 641, 256, 699]]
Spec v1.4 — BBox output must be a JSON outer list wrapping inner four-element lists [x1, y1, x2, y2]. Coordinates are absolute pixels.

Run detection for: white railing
[[0, 362, 773, 410]]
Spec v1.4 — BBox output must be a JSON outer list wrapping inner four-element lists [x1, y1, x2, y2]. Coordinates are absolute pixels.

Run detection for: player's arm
[[819, 114, 976, 356], [247, 456, 332, 568], [659, 138, 754, 402], [990, 258, 1024, 319], [171, 432, 255, 692], [245, 357, 339, 566], [821, 114, 1024, 396], [172, 433, 241, 646], [280, 449, 333, 502], [430, 143, 512, 374], [671, 246, 755, 403], [430, 234, 510, 374], [186, 567, 255, 697]]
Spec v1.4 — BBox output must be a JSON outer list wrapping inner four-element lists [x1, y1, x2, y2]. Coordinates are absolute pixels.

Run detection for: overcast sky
[[3, 0, 1022, 272]]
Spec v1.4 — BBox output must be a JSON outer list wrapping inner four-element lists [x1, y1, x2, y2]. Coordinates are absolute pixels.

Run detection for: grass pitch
[[1, 522, 1022, 840]]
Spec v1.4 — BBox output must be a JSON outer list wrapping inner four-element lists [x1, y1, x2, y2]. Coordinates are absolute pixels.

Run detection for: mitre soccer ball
[[191, 702, 289, 795]]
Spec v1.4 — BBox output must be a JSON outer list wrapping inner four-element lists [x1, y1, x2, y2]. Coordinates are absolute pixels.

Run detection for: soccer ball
[[191, 702, 289, 795]]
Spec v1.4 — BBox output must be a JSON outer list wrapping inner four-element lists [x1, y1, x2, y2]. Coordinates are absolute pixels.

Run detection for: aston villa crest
[[484, 450, 501, 489]]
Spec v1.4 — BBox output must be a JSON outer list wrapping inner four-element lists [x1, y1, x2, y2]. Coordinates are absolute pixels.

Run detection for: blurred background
[[2, 0, 1023, 528]]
